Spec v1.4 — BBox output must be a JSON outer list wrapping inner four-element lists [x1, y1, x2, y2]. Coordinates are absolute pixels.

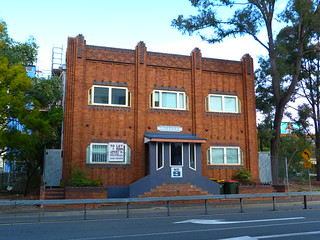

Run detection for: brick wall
[[140, 183, 209, 198], [63, 35, 259, 190], [65, 187, 107, 209]]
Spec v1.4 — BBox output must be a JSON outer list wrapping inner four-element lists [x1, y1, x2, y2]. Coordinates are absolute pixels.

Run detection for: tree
[[294, 40, 320, 179], [3, 76, 63, 195], [0, 20, 63, 194], [0, 55, 47, 195], [279, 132, 314, 179], [0, 20, 39, 155], [0, 21, 38, 66], [28, 77, 63, 149], [172, 0, 320, 184]]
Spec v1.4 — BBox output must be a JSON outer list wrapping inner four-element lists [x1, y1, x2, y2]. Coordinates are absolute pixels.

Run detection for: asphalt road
[[2, 207, 320, 240]]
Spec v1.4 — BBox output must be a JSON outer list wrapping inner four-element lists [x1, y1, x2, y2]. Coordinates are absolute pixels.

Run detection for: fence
[[1, 191, 320, 223]]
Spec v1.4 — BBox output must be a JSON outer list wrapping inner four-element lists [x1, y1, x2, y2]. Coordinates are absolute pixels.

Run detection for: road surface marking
[[257, 230, 320, 239], [219, 237, 257, 240], [174, 217, 305, 225], [219, 230, 320, 239]]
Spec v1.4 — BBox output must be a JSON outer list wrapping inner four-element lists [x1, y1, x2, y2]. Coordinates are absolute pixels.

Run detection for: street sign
[[304, 161, 312, 169], [301, 149, 313, 161]]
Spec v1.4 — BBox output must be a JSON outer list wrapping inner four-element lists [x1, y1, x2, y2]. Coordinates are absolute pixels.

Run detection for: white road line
[[219, 237, 257, 240], [219, 231, 320, 240], [174, 217, 305, 225], [256, 230, 320, 239], [72, 219, 317, 240]]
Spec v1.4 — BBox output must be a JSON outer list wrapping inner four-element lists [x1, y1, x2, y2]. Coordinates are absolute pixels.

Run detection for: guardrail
[[1, 191, 320, 220]]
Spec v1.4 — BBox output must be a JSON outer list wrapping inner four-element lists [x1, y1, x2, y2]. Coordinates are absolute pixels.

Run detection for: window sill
[[88, 105, 131, 111], [206, 112, 241, 117], [86, 164, 131, 169], [150, 109, 189, 114], [207, 165, 242, 169]]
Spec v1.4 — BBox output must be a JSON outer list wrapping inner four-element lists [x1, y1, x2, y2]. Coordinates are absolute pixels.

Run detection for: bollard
[[204, 199, 208, 215]]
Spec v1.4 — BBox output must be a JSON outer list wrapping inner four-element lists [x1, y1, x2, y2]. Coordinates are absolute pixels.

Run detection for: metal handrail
[[1, 191, 320, 220]]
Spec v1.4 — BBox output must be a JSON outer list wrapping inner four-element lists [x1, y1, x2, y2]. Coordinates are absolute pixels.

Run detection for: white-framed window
[[207, 94, 240, 113], [189, 143, 196, 170], [88, 85, 130, 107], [151, 90, 187, 110], [170, 143, 183, 167], [156, 142, 164, 170], [207, 147, 242, 165], [86, 142, 130, 164]]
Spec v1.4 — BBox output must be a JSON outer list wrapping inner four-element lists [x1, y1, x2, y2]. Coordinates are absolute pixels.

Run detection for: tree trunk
[[316, 131, 320, 181], [270, 103, 285, 185]]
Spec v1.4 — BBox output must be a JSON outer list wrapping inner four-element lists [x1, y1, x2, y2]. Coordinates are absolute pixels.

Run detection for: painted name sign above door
[[157, 125, 183, 132]]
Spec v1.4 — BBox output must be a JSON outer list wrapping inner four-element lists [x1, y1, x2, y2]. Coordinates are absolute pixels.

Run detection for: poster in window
[[109, 142, 125, 162], [171, 167, 183, 178]]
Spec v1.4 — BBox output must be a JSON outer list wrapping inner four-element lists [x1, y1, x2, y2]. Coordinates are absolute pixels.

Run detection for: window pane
[[225, 97, 237, 112], [157, 143, 163, 169], [179, 93, 185, 109], [92, 144, 108, 162], [162, 92, 177, 108], [112, 88, 126, 105], [189, 143, 196, 169], [126, 146, 131, 164], [171, 143, 182, 166], [94, 87, 109, 104], [226, 148, 238, 164], [154, 91, 160, 107], [210, 96, 222, 111], [212, 148, 224, 164], [88, 89, 92, 104]]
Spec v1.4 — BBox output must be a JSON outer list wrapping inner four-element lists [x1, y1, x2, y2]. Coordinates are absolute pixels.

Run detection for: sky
[[1, 0, 269, 77]]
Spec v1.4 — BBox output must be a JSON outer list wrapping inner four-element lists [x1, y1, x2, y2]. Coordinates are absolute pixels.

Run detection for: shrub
[[232, 167, 253, 185], [68, 166, 103, 187]]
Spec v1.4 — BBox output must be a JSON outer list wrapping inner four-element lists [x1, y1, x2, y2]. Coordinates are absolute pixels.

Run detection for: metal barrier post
[[38, 206, 41, 222], [14, 201, 17, 222], [204, 199, 208, 215], [84, 204, 87, 220], [167, 201, 170, 216], [303, 195, 308, 209], [239, 198, 244, 213], [126, 203, 130, 218], [272, 197, 276, 211]]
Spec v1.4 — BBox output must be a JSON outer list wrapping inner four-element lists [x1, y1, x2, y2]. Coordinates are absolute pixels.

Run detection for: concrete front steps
[[40, 187, 66, 200], [40, 187, 66, 209]]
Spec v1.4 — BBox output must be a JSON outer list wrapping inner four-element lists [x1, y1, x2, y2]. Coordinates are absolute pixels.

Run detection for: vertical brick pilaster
[[241, 54, 259, 179], [133, 41, 148, 180], [191, 48, 202, 135]]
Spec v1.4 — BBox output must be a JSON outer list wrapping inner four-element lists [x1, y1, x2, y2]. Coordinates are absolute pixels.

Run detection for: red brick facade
[[62, 35, 259, 195]]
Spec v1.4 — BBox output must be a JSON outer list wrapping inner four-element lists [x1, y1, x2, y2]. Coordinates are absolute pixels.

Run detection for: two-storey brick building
[[62, 34, 259, 197]]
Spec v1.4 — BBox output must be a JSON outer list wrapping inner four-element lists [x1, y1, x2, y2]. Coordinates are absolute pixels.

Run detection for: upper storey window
[[151, 90, 187, 110], [88, 85, 130, 107], [207, 94, 240, 113]]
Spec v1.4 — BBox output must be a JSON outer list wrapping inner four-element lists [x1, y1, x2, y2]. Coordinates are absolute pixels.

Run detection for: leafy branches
[[173, 0, 320, 184], [0, 19, 63, 194]]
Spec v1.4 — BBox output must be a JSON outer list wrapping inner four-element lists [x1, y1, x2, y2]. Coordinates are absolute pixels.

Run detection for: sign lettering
[[157, 125, 183, 132], [171, 167, 183, 178], [109, 142, 125, 162]]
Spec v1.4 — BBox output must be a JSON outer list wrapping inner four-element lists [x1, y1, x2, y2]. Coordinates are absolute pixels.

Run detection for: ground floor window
[[208, 147, 242, 165], [86, 142, 130, 164], [154, 142, 197, 170]]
